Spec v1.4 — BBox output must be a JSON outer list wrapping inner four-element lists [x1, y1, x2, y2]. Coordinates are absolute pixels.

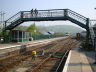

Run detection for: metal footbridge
[[4, 9, 89, 30]]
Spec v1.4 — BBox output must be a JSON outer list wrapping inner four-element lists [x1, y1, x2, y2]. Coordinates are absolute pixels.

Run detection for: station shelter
[[10, 30, 32, 42]]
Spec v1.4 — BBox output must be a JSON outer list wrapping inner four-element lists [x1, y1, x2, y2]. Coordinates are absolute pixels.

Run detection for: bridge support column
[[86, 18, 91, 49], [21, 12, 23, 18], [64, 9, 68, 19]]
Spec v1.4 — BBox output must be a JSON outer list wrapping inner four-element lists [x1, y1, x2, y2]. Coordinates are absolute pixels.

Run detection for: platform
[[0, 37, 66, 49], [63, 47, 93, 72]]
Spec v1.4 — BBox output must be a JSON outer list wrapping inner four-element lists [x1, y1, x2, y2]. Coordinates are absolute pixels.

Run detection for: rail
[[55, 50, 69, 72]]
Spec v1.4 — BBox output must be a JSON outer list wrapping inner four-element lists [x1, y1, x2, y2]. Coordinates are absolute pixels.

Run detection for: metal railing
[[67, 9, 87, 25], [23, 9, 64, 18], [5, 12, 21, 27]]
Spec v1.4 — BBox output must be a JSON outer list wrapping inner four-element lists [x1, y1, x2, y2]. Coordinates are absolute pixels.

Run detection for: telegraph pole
[[0, 11, 5, 31]]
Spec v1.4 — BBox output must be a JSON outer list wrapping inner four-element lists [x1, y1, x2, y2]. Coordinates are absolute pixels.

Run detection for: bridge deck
[[63, 47, 93, 72]]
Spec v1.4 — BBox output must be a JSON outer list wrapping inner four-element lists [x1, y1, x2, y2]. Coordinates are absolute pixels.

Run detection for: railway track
[[27, 40, 79, 72], [0, 37, 79, 72]]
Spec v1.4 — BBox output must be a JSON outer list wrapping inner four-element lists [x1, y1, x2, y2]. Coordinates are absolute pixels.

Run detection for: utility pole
[[0, 11, 6, 31]]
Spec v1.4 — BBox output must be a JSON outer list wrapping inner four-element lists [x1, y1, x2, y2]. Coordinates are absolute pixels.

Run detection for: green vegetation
[[14, 25, 28, 30], [27, 24, 41, 35], [54, 32, 64, 36], [81, 40, 93, 51]]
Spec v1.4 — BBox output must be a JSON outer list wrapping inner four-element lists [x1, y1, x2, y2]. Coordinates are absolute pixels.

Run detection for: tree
[[27, 24, 41, 35]]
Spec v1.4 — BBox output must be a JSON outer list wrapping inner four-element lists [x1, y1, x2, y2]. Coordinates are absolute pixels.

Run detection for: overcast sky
[[0, 0, 96, 28]]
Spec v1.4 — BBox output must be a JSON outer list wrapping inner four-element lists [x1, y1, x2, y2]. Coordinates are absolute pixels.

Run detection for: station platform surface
[[0, 37, 68, 49], [0, 39, 53, 49], [63, 47, 94, 72]]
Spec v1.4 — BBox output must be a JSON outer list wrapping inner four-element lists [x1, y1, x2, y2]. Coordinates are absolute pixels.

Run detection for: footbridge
[[4, 9, 89, 30]]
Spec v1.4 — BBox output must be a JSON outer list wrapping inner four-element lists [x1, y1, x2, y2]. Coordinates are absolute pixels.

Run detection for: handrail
[[37, 9, 65, 11], [22, 9, 65, 12], [68, 9, 87, 20], [67, 9, 87, 24], [6, 11, 21, 22], [23, 9, 64, 18]]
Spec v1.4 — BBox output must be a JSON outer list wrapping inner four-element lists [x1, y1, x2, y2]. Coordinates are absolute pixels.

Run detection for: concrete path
[[63, 47, 93, 72]]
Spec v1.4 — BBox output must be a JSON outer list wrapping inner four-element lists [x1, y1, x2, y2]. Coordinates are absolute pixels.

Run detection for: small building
[[10, 30, 32, 42]]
